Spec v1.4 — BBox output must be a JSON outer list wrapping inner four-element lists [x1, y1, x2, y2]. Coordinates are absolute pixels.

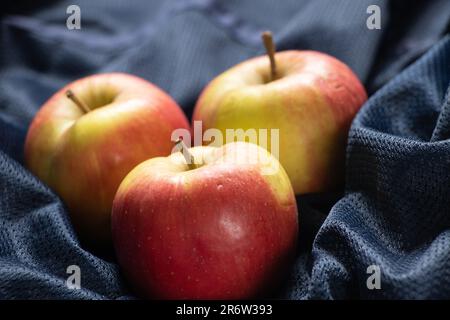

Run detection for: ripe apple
[[192, 32, 367, 194], [25, 73, 190, 249], [112, 141, 298, 299]]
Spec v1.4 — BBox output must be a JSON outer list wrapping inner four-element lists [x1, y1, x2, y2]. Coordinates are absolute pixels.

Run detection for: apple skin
[[25, 73, 190, 249], [192, 50, 367, 194], [112, 142, 298, 299]]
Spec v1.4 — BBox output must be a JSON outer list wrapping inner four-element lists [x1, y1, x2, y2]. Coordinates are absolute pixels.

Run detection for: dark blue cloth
[[287, 36, 450, 299], [0, 0, 449, 299]]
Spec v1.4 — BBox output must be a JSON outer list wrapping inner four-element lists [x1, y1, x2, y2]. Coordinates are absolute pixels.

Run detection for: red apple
[[192, 32, 367, 194], [112, 141, 298, 299], [25, 73, 190, 249]]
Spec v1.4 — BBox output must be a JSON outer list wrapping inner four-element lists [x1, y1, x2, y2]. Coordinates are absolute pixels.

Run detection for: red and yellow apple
[[193, 39, 367, 194], [25, 73, 190, 249], [112, 141, 298, 299]]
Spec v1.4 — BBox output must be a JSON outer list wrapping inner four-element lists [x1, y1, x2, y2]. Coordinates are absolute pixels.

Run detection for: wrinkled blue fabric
[[286, 36, 450, 299], [0, 0, 449, 299]]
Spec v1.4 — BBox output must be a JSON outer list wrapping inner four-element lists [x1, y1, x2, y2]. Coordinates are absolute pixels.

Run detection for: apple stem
[[65, 89, 91, 113], [261, 31, 277, 81], [175, 138, 197, 170]]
